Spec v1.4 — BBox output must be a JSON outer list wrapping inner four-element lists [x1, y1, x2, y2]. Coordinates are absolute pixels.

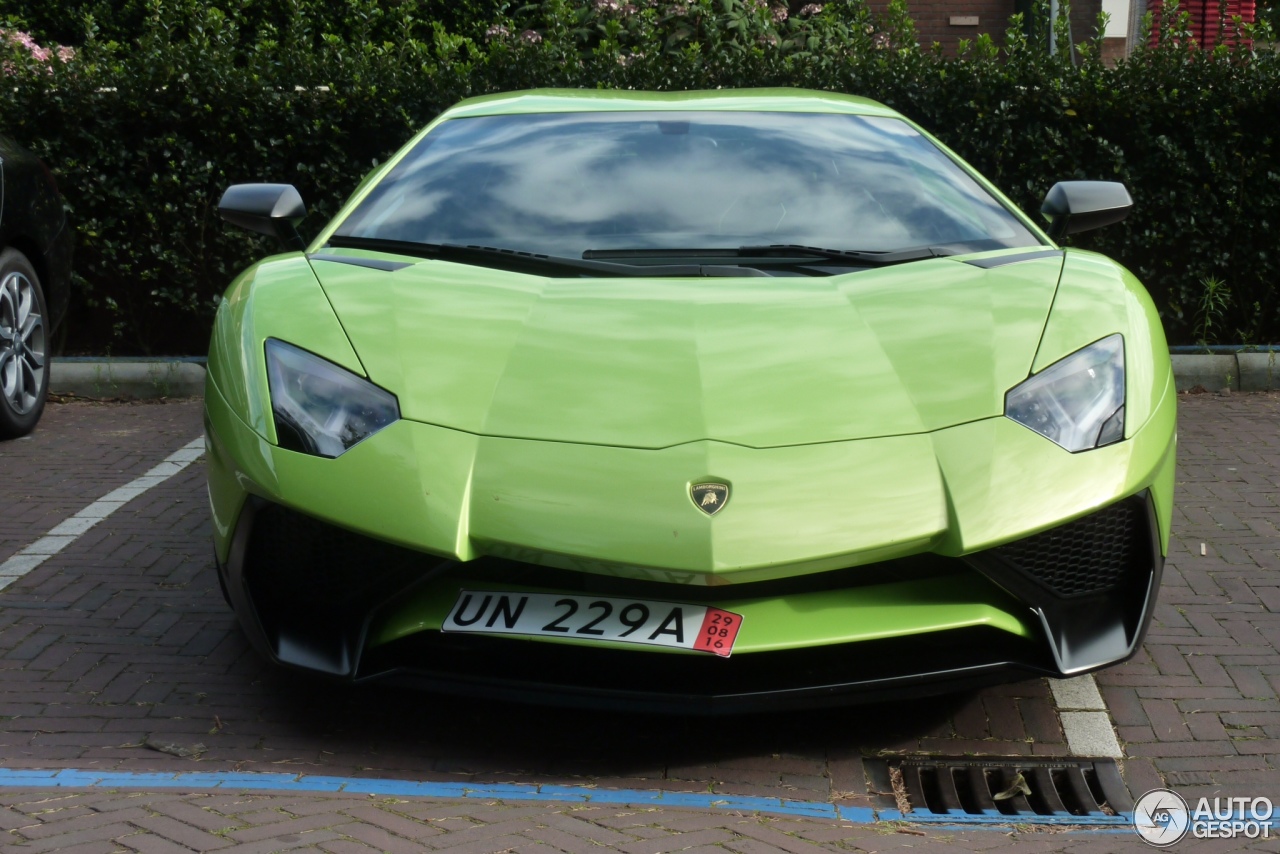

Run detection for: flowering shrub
[[489, 0, 888, 72], [0, 0, 1276, 352], [1, 28, 73, 72]]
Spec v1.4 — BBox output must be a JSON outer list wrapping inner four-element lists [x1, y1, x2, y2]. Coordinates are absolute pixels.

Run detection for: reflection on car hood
[[310, 252, 1063, 449]]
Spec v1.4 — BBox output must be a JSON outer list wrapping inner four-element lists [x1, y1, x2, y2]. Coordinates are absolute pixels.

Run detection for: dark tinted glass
[[336, 111, 1040, 258]]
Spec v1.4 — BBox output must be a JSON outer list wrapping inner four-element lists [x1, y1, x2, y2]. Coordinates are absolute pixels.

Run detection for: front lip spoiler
[[359, 661, 1058, 715], [349, 617, 1067, 714]]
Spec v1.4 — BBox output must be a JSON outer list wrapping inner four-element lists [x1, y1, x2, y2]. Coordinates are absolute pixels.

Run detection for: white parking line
[[1049, 675, 1123, 758], [0, 437, 205, 592]]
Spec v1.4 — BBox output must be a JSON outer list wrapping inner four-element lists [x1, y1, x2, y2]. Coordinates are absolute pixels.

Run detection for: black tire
[[0, 248, 50, 439], [215, 556, 234, 607]]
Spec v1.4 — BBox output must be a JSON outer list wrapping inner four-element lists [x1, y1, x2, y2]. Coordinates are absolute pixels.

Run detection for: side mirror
[[218, 183, 307, 251], [1040, 181, 1132, 240]]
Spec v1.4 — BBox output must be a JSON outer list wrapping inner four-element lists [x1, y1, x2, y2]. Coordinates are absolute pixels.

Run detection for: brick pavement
[[0, 790, 1170, 853], [0, 401, 204, 564], [0, 393, 1276, 852], [1097, 390, 1280, 803]]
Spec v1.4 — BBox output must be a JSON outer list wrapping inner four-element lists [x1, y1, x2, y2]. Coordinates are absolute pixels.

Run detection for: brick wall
[[866, 0, 1106, 55], [1101, 34, 1129, 62]]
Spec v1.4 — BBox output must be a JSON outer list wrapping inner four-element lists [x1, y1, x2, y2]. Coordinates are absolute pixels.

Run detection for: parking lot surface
[[0, 391, 1277, 852]]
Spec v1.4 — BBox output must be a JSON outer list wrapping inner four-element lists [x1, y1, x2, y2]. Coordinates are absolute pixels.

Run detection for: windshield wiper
[[740, 244, 956, 265], [324, 237, 769, 278], [584, 244, 956, 267]]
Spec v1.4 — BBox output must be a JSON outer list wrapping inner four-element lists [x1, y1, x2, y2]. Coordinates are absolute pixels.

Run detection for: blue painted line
[[875, 807, 1131, 826], [836, 806, 877, 823], [336, 778, 472, 798], [0, 769, 1131, 831], [0, 771, 60, 783], [169, 772, 302, 788]]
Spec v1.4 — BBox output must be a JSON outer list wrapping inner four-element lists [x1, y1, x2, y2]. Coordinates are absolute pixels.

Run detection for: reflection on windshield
[[336, 111, 1039, 259]]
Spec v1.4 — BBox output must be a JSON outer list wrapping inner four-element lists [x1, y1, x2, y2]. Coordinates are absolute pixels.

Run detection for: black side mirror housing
[[1040, 181, 1133, 240], [218, 183, 307, 251]]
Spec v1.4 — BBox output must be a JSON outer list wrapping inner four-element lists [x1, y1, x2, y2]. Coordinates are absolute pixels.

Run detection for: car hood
[[310, 252, 1063, 449]]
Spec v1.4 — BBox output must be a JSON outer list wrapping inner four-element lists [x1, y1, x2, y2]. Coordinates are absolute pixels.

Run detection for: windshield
[[335, 111, 1041, 260]]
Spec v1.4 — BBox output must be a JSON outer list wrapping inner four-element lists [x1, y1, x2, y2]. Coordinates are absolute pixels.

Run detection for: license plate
[[442, 590, 743, 658]]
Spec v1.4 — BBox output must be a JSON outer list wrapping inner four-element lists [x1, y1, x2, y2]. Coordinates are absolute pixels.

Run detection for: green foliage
[[0, 0, 512, 46], [1261, 3, 1280, 33], [1194, 276, 1231, 348], [0, 0, 1277, 352]]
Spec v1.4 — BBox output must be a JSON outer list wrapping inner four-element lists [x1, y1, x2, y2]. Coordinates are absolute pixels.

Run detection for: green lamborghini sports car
[[206, 88, 1176, 712]]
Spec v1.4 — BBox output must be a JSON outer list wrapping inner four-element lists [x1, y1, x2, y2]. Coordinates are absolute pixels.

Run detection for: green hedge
[[0, 0, 511, 48], [1, 0, 1277, 353]]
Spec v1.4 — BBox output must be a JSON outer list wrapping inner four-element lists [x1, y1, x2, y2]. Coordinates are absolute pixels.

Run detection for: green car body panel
[[205, 88, 1175, 709]]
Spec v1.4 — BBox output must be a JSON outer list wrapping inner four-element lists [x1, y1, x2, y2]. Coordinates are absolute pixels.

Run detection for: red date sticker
[[694, 607, 742, 657]]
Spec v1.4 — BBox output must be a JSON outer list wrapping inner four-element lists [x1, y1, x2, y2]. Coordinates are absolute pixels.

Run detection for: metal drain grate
[[867, 757, 1134, 822]]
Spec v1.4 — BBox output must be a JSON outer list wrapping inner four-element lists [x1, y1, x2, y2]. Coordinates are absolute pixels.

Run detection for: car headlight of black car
[[1005, 334, 1125, 452], [265, 338, 399, 458]]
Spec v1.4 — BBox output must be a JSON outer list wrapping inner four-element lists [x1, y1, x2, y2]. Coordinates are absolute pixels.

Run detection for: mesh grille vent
[[991, 500, 1144, 598]]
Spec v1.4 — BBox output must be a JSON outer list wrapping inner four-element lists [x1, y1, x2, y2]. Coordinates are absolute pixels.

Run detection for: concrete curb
[[50, 360, 206, 400], [1170, 352, 1280, 392], [47, 353, 1280, 401]]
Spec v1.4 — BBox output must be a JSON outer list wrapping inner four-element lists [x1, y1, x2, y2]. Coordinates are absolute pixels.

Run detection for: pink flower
[[1, 29, 73, 72], [10, 30, 37, 50], [520, 29, 543, 44], [484, 23, 511, 40], [772, 5, 789, 22], [799, 3, 823, 15], [0, 30, 72, 75], [594, 0, 621, 11]]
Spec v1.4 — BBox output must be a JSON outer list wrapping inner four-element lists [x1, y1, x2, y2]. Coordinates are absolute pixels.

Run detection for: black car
[[0, 134, 72, 438]]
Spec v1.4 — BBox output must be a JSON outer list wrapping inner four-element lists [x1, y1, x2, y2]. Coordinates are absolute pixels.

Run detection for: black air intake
[[989, 499, 1146, 598], [964, 493, 1163, 673]]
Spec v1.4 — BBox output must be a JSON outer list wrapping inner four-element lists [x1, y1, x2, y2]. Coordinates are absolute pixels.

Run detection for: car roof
[[440, 88, 903, 120]]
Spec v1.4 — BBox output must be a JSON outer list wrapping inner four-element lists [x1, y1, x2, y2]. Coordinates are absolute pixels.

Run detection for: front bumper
[[204, 363, 1172, 711], [217, 492, 1163, 713], [205, 367, 1176, 712]]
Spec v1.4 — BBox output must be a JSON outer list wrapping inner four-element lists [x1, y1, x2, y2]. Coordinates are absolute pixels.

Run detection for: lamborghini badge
[[690, 482, 730, 516]]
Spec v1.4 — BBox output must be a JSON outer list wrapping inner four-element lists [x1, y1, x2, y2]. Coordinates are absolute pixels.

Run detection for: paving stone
[[1, 393, 1278, 851]]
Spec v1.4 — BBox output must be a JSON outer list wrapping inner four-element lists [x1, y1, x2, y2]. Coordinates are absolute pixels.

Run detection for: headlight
[[1005, 334, 1125, 452], [265, 339, 399, 458]]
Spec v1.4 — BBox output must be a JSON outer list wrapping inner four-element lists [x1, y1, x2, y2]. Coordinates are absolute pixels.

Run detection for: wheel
[[0, 248, 50, 439]]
